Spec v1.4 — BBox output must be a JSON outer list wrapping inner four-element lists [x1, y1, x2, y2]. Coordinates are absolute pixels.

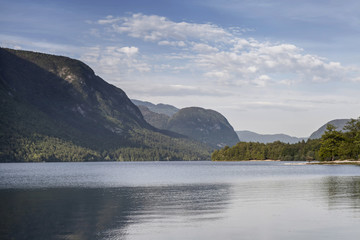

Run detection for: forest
[[212, 117, 360, 161]]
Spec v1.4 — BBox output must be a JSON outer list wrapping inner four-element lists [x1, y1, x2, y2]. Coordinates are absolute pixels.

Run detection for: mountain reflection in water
[[0, 184, 231, 240]]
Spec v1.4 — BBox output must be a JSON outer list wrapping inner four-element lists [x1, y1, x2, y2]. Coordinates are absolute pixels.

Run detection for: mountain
[[166, 107, 239, 148], [236, 131, 307, 144], [309, 119, 350, 139], [137, 105, 170, 130], [0, 48, 211, 162], [132, 100, 239, 148], [237, 119, 353, 143], [131, 99, 179, 117]]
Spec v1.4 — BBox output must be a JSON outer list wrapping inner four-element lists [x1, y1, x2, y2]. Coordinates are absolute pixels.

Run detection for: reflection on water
[[0, 185, 231, 240], [1, 178, 360, 240], [323, 176, 360, 212], [1, 162, 360, 240]]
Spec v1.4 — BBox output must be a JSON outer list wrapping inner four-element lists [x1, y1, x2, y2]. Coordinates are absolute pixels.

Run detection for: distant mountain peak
[[309, 119, 350, 139], [133, 102, 239, 149], [131, 99, 179, 117], [236, 130, 307, 144], [166, 107, 239, 148]]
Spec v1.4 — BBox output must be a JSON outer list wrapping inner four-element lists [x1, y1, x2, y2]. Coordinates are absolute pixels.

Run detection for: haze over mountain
[[136, 105, 170, 130], [131, 98, 356, 145], [0, 48, 210, 162], [238, 119, 353, 143], [133, 100, 239, 148], [236, 131, 307, 144], [309, 119, 351, 139], [131, 99, 179, 117]]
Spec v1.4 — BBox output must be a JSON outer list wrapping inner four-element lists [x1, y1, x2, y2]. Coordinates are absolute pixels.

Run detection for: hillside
[[236, 130, 307, 144], [0, 48, 211, 162], [166, 107, 239, 148], [309, 119, 350, 139], [132, 99, 179, 117]]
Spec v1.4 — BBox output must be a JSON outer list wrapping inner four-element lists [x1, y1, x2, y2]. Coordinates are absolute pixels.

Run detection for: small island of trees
[[212, 117, 360, 161]]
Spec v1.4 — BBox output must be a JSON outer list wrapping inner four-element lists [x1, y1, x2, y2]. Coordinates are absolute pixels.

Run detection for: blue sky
[[1, 0, 360, 137]]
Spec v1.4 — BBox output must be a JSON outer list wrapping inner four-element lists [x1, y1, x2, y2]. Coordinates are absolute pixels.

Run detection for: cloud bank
[[93, 13, 357, 89]]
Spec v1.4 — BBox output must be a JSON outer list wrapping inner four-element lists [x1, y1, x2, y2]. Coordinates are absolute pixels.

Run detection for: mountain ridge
[[236, 130, 307, 144], [132, 100, 239, 148], [132, 97, 354, 144], [131, 99, 179, 117]]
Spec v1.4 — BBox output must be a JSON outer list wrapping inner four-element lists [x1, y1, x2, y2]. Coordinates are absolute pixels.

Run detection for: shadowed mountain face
[[0, 48, 147, 132], [309, 119, 350, 139], [0, 48, 211, 161]]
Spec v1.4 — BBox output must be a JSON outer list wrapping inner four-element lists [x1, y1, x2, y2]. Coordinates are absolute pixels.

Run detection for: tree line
[[0, 132, 211, 162], [212, 117, 360, 161]]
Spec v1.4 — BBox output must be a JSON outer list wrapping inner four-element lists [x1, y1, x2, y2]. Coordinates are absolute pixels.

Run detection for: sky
[[1, 0, 360, 137]]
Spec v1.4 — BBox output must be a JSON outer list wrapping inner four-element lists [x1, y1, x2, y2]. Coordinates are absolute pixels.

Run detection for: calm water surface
[[0, 161, 360, 240]]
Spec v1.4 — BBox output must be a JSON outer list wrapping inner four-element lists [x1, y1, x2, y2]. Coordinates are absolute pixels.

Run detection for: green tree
[[343, 118, 360, 160], [319, 124, 344, 161]]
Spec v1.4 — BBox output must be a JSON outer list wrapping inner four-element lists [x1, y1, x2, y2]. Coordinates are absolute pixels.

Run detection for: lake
[[0, 161, 360, 240]]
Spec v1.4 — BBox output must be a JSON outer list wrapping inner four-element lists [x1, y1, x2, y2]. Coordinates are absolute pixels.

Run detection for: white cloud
[[80, 45, 150, 84], [158, 40, 186, 47], [97, 15, 121, 25], [196, 40, 353, 85], [253, 75, 271, 87], [94, 13, 359, 88], [191, 43, 218, 53], [204, 71, 231, 81], [99, 13, 232, 43], [118, 46, 139, 57], [123, 83, 229, 97], [351, 77, 360, 82]]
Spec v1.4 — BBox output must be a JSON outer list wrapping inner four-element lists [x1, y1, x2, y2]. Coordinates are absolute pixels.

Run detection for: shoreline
[[249, 159, 281, 162], [213, 159, 360, 166], [307, 160, 360, 166]]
